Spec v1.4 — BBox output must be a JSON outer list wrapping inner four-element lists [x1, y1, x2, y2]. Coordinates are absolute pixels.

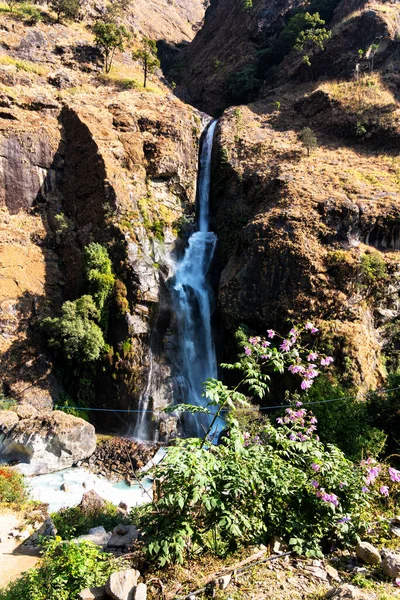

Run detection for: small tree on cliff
[[5, 0, 20, 12], [294, 12, 331, 67], [50, 0, 80, 22], [132, 37, 160, 88], [94, 20, 130, 73], [299, 127, 317, 156]]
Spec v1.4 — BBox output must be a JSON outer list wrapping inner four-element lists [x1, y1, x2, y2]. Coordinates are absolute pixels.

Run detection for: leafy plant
[[52, 502, 126, 540], [0, 538, 124, 600], [84, 242, 115, 317], [0, 467, 27, 504]]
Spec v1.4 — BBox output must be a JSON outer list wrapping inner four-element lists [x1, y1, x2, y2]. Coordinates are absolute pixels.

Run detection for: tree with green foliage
[[93, 20, 130, 73], [50, 0, 80, 22], [294, 12, 331, 67], [41, 295, 105, 363], [299, 127, 318, 155], [132, 37, 160, 88]]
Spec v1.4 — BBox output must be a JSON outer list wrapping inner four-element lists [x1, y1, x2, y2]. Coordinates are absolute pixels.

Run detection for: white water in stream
[[171, 120, 223, 438]]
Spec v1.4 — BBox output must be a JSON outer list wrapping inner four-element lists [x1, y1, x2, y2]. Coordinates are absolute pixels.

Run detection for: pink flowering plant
[[139, 323, 400, 565]]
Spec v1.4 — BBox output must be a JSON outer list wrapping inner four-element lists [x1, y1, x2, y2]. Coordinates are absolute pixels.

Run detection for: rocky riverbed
[[79, 436, 161, 483]]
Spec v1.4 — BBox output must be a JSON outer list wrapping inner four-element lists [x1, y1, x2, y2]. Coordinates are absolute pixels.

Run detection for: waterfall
[[132, 120, 222, 441], [171, 120, 223, 438]]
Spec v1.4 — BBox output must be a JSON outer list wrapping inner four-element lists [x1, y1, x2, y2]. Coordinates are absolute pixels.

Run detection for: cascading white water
[[132, 348, 154, 440], [171, 120, 223, 438]]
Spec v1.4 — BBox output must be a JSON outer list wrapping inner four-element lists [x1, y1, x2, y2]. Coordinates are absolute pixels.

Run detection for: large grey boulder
[[75, 526, 112, 547], [355, 541, 381, 565], [381, 550, 400, 578], [107, 524, 138, 549], [105, 569, 140, 600], [0, 410, 96, 475]]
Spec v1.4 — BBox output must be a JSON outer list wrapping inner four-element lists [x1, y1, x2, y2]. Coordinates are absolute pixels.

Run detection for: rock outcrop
[[0, 410, 96, 475], [0, 8, 206, 438]]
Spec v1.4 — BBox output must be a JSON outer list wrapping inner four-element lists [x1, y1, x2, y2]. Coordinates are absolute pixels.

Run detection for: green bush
[[50, 0, 80, 22], [52, 502, 126, 540], [227, 65, 261, 105], [0, 539, 123, 600], [41, 295, 105, 362], [0, 467, 27, 504], [359, 251, 387, 287], [306, 377, 387, 461], [84, 242, 115, 315]]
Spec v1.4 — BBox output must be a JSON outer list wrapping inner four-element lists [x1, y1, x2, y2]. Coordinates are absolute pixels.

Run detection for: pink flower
[[280, 339, 292, 352], [321, 356, 334, 366], [310, 416, 318, 424], [362, 486, 369, 493], [243, 432, 250, 439], [305, 322, 314, 330], [311, 480, 319, 488], [301, 379, 313, 390], [395, 578, 400, 587], [380, 485, 389, 497], [289, 328, 297, 337], [244, 346, 251, 356], [339, 482, 345, 489], [289, 364, 305, 374], [249, 336, 259, 345], [289, 433, 297, 441], [389, 467, 400, 482], [267, 329, 275, 338], [311, 327, 319, 334], [262, 340, 271, 348], [276, 417, 284, 425], [307, 352, 318, 361], [311, 463, 320, 472]]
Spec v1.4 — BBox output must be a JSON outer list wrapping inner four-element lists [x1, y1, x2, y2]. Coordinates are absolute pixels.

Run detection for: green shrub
[[41, 295, 105, 362], [84, 242, 115, 315], [227, 65, 261, 105], [306, 377, 387, 461], [52, 502, 126, 540], [0, 538, 124, 600], [50, 0, 80, 22], [359, 251, 387, 287], [0, 467, 27, 504]]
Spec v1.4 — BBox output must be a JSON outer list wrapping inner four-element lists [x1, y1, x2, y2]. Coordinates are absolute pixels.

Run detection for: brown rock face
[[0, 10, 205, 438], [211, 103, 400, 390]]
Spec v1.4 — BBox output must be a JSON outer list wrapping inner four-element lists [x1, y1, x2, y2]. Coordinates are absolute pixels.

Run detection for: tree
[[294, 12, 331, 67], [84, 242, 115, 315], [299, 127, 317, 156], [132, 37, 160, 88], [93, 20, 130, 73], [50, 0, 80, 22]]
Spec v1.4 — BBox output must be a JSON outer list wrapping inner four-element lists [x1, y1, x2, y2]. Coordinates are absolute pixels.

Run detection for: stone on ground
[[133, 583, 147, 600], [75, 526, 111, 547], [78, 586, 108, 600], [107, 524, 138, 549], [381, 550, 400, 578], [326, 584, 374, 598], [355, 541, 381, 565], [79, 490, 106, 513], [105, 569, 140, 600]]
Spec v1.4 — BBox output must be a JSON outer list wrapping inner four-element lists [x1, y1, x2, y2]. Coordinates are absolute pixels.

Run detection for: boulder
[[326, 584, 374, 599], [105, 569, 140, 600], [78, 587, 108, 600], [107, 524, 138, 549], [28, 517, 57, 545], [75, 526, 112, 547], [355, 541, 381, 565], [133, 583, 147, 600], [79, 490, 106, 514], [0, 410, 19, 434], [381, 550, 400, 579], [0, 411, 96, 475], [15, 404, 38, 420]]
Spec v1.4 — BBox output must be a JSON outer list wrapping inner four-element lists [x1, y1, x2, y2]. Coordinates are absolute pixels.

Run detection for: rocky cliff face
[[0, 10, 205, 437], [210, 97, 400, 390]]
